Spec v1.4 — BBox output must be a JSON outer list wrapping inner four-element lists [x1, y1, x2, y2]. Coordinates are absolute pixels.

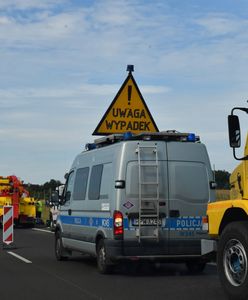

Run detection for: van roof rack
[[86, 131, 200, 150]]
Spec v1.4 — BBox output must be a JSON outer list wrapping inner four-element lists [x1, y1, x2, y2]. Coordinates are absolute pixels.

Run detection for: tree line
[[24, 179, 62, 200], [214, 170, 230, 190]]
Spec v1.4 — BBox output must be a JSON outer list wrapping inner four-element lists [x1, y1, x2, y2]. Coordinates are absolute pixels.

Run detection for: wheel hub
[[224, 239, 248, 286]]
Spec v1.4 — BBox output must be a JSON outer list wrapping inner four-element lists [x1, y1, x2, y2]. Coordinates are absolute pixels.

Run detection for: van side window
[[73, 167, 89, 200], [88, 164, 103, 200], [64, 171, 75, 202], [100, 163, 112, 200]]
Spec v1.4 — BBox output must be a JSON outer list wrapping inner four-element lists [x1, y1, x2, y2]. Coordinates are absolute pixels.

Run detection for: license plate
[[132, 218, 162, 226]]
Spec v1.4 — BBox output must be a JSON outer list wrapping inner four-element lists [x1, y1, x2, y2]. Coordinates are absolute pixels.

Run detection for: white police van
[[55, 131, 215, 273]]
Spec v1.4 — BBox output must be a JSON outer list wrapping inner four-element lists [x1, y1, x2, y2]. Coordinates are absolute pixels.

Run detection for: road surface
[[0, 228, 226, 300]]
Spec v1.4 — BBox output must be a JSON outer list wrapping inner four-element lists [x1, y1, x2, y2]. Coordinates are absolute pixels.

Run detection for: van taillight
[[202, 216, 209, 231], [113, 210, 123, 237]]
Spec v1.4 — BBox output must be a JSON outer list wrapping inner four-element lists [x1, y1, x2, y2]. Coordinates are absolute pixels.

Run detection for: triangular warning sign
[[93, 73, 159, 135]]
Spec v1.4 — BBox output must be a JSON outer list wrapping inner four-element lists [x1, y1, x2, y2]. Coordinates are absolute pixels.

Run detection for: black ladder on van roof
[[136, 143, 160, 243]]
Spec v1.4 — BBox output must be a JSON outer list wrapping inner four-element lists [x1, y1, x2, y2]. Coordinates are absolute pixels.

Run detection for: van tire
[[55, 231, 68, 261], [96, 239, 113, 274], [218, 221, 248, 300]]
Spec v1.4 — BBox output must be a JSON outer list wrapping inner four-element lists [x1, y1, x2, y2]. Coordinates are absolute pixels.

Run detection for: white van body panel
[[56, 133, 215, 261]]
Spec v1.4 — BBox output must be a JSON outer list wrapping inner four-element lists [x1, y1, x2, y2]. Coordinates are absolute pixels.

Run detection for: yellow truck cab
[[207, 107, 248, 300]]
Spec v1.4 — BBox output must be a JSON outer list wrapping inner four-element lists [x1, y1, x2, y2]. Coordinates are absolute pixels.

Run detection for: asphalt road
[[0, 228, 227, 300]]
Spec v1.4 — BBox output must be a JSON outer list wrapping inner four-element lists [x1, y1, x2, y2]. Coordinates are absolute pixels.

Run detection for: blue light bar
[[85, 143, 96, 151], [187, 133, 196, 142], [123, 132, 133, 140]]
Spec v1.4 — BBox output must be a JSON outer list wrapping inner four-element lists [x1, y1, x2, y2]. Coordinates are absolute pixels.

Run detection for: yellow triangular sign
[[93, 73, 159, 135]]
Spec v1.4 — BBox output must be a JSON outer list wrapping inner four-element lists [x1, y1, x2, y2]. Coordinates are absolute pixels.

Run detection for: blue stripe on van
[[58, 215, 129, 229], [58, 215, 203, 231], [165, 216, 202, 230]]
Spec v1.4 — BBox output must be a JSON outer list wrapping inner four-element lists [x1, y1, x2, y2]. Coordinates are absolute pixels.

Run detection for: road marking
[[32, 228, 54, 234], [7, 251, 32, 264]]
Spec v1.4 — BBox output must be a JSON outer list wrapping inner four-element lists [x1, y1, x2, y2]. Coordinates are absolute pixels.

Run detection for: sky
[[0, 0, 248, 184]]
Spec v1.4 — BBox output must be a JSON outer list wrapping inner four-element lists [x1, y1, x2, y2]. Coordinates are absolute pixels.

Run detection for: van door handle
[[169, 210, 180, 218], [68, 209, 72, 216]]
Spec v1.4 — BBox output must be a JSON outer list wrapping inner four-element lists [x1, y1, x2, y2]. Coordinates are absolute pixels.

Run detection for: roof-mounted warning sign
[[93, 66, 159, 135]]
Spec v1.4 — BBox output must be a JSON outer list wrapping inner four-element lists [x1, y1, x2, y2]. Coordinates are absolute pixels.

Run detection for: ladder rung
[[140, 182, 158, 185], [137, 144, 159, 243], [139, 235, 159, 239], [140, 214, 159, 218], [137, 145, 157, 149], [140, 163, 158, 167]]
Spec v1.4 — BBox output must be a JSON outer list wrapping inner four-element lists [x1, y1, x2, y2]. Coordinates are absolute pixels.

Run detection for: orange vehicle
[[0, 175, 36, 226]]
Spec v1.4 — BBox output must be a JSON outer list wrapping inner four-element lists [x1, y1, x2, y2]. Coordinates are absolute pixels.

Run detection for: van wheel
[[55, 231, 68, 261], [186, 261, 206, 274], [218, 222, 248, 300], [96, 239, 113, 274]]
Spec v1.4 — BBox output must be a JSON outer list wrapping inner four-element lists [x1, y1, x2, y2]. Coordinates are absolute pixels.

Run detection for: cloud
[[0, 0, 248, 183], [0, 83, 170, 102], [0, 12, 86, 45], [195, 13, 245, 36], [0, 82, 170, 146], [0, 15, 12, 24], [0, 127, 78, 144], [91, 1, 133, 27], [0, 0, 66, 10]]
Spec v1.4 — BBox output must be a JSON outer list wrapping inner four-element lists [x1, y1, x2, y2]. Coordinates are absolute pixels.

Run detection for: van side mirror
[[50, 191, 59, 204], [57, 184, 65, 197], [228, 115, 241, 148], [65, 191, 71, 202]]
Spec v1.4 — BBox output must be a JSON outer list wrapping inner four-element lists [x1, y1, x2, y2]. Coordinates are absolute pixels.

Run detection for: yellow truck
[[207, 106, 248, 300], [0, 175, 36, 227]]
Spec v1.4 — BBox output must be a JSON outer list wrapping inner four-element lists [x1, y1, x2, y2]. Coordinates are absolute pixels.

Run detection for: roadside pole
[[2, 205, 15, 249]]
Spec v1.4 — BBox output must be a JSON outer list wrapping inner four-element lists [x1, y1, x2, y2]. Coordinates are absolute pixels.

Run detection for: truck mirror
[[228, 115, 241, 148]]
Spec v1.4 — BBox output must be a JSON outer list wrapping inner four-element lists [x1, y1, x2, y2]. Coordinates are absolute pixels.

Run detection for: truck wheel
[[96, 239, 113, 274], [218, 221, 248, 300], [186, 261, 206, 274], [55, 231, 68, 261]]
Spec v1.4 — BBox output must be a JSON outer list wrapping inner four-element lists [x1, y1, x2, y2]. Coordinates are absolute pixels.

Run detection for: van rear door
[[167, 142, 212, 255], [123, 142, 169, 252]]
